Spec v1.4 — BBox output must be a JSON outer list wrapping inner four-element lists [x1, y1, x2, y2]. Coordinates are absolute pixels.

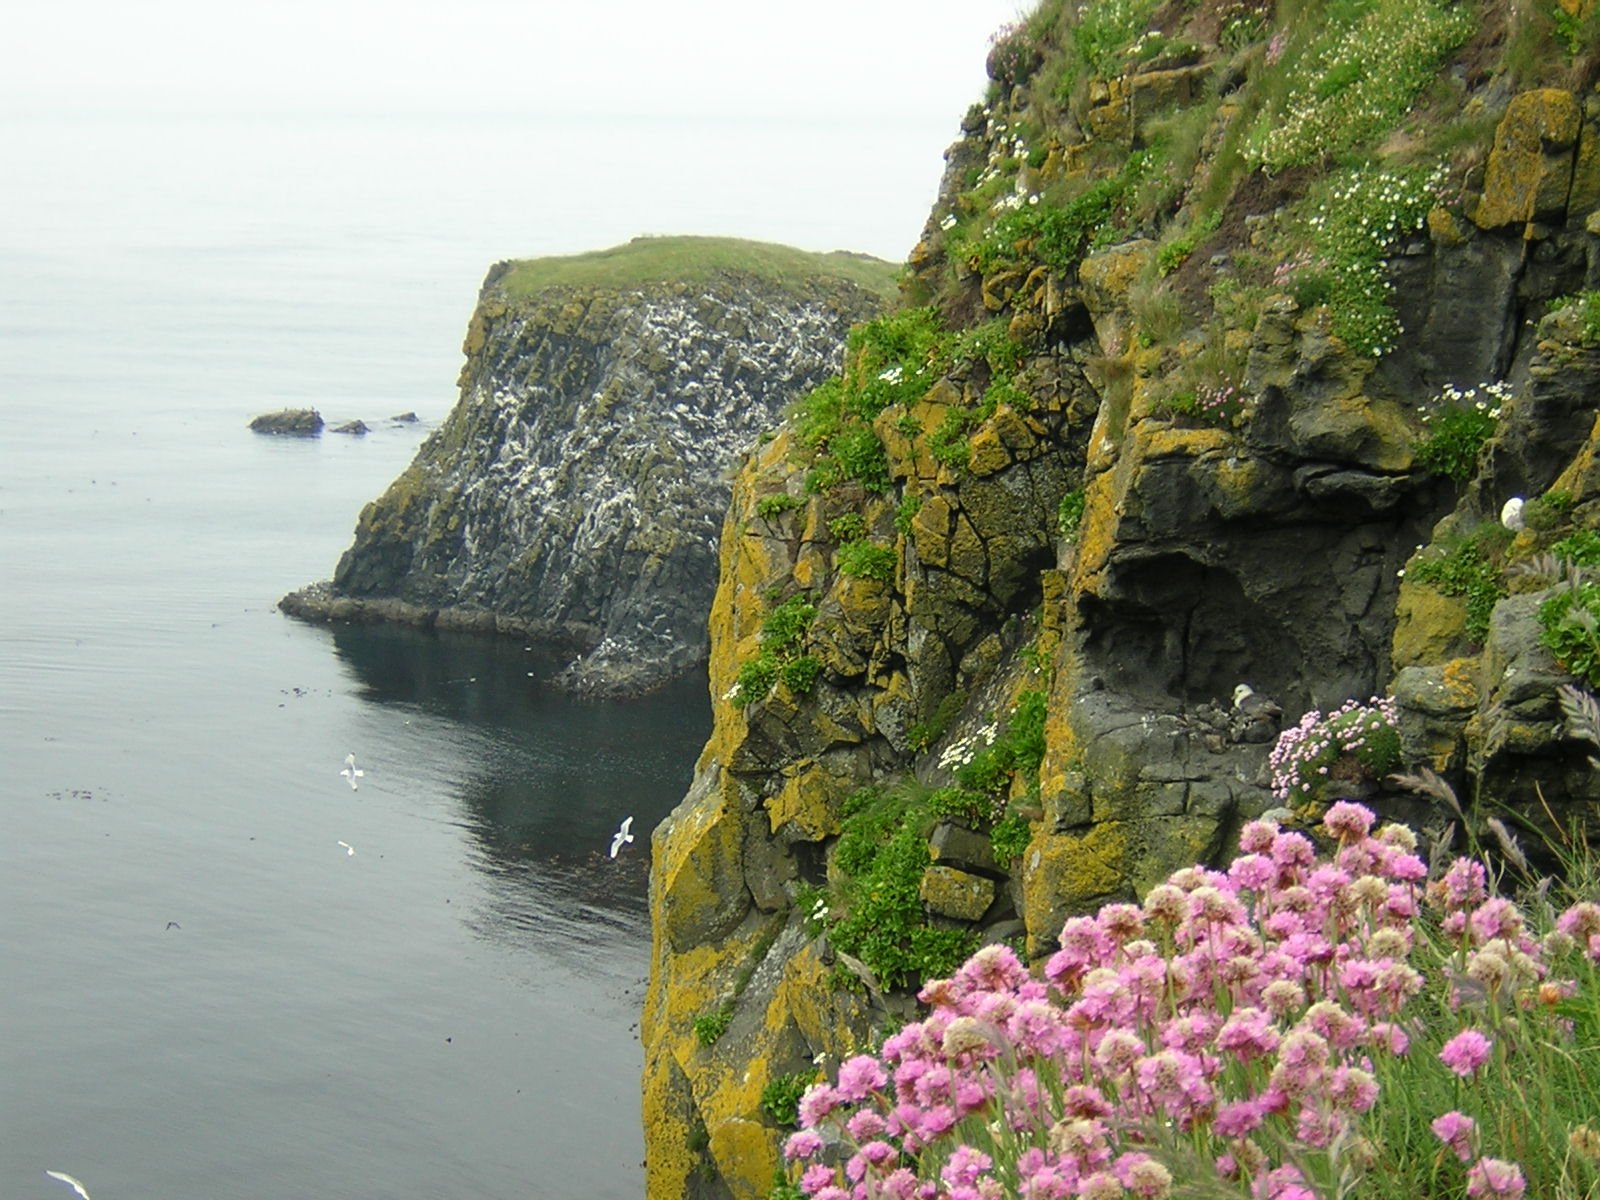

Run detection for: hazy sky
[[6, 0, 1027, 118]]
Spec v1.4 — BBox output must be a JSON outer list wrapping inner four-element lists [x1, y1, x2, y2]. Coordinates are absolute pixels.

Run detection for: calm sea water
[[0, 109, 976, 1200]]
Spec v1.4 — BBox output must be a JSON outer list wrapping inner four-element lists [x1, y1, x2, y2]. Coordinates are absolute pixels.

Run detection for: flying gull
[[45, 1172, 92, 1200], [337, 840, 356, 856], [609, 816, 635, 859], [340, 753, 365, 790]]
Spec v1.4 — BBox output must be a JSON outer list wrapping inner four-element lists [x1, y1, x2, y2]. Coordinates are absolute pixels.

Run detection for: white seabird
[[1500, 496, 1525, 531], [340, 753, 365, 790], [45, 1171, 92, 1200], [1231, 684, 1284, 743], [609, 816, 635, 859], [337, 840, 355, 856]]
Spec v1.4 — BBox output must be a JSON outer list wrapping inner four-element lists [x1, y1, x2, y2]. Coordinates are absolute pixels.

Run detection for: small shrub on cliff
[[1539, 566, 1600, 689], [1414, 381, 1510, 481], [1299, 163, 1447, 357], [836, 539, 897, 585], [1269, 694, 1401, 804], [827, 512, 866, 543], [780, 802, 1600, 1200], [1057, 489, 1086, 542], [761, 1072, 817, 1128], [692, 1005, 732, 1047], [1553, 530, 1600, 569], [757, 492, 804, 521], [894, 493, 923, 537], [826, 785, 976, 991], [730, 594, 819, 708], [1408, 530, 1509, 645], [1560, 291, 1600, 345]]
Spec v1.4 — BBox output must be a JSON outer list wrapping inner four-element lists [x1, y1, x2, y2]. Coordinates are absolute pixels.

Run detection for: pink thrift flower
[[1115, 1153, 1174, 1199], [785, 1130, 824, 1160], [1217, 1006, 1280, 1061], [810, 1187, 850, 1200], [940, 1145, 992, 1189], [1556, 900, 1600, 944], [876, 1168, 920, 1200], [797, 1083, 841, 1126], [845, 1109, 887, 1141], [1431, 1110, 1477, 1162], [836, 1054, 887, 1101], [1439, 1028, 1493, 1076], [1214, 1097, 1267, 1137], [1078, 1172, 1123, 1200], [1322, 801, 1375, 842], [1466, 1157, 1526, 1200], [800, 1164, 836, 1195]]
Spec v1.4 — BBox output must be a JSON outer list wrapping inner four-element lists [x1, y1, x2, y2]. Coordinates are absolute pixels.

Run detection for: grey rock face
[[305, 270, 887, 697]]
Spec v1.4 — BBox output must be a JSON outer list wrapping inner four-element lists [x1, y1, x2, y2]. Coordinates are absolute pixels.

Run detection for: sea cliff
[[282, 237, 896, 697], [642, 4, 1599, 1197]]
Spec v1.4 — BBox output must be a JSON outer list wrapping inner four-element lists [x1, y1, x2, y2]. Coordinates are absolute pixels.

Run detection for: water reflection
[[326, 621, 710, 922]]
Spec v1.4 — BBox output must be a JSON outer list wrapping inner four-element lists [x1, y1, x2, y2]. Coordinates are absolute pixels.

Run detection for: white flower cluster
[[1418, 380, 1512, 425], [938, 721, 999, 771], [1247, 2, 1473, 171]]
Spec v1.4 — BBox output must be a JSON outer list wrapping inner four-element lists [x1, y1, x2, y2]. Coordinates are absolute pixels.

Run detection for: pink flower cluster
[[784, 802, 1596, 1199], [1267, 696, 1400, 802]]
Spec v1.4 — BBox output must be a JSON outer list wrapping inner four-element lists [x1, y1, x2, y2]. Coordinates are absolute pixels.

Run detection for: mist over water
[[0, 112, 791, 1200]]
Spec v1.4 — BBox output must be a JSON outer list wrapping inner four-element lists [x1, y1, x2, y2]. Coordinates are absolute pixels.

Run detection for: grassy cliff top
[[493, 236, 901, 300]]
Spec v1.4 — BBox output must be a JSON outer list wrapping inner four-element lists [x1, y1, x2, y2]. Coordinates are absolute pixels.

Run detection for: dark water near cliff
[[0, 113, 756, 1200]]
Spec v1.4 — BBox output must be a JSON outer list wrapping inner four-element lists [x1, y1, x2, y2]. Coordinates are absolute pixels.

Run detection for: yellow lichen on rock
[[767, 761, 849, 841], [1473, 89, 1583, 230], [1391, 577, 1472, 670], [653, 765, 750, 954], [1021, 822, 1132, 954]]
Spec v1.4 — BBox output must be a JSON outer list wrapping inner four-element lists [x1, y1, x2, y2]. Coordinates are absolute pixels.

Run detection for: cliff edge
[[643, 4, 1599, 1197], [282, 236, 896, 697]]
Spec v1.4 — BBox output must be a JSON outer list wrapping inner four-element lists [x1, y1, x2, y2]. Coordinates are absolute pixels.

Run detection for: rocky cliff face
[[643, 5, 1599, 1198], [282, 237, 894, 697]]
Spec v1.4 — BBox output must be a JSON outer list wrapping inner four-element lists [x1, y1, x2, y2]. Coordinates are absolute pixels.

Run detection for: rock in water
[[249, 408, 323, 435], [331, 420, 369, 436], [284, 237, 895, 697]]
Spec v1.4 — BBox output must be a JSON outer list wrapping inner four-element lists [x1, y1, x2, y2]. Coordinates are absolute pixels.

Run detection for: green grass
[[494, 236, 899, 300]]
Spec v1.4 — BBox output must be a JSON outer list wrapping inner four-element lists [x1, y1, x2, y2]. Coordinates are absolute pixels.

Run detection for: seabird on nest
[[1500, 497, 1526, 531], [1231, 684, 1283, 743]]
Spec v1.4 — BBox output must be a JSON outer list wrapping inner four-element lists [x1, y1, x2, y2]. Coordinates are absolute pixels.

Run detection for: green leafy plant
[[759, 1072, 815, 1127], [1540, 569, 1600, 689], [1525, 489, 1576, 531], [1407, 530, 1509, 644], [1414, 382, 1511, 481], [730, 593, 819, 708], [826, 512, 866, 542], [989, 811, 1033, 864], [693, 1005, 733, 1047], [827, 784, 976, 991], [778, 655, 822, 694], [1552, 529, 1600, 568], [756, 492, 803, 521], [894, 493, 923, 537], [836, 539, 897, 584], [1057, 490, 1086, 541], [1156, 209, 1222, 276]]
